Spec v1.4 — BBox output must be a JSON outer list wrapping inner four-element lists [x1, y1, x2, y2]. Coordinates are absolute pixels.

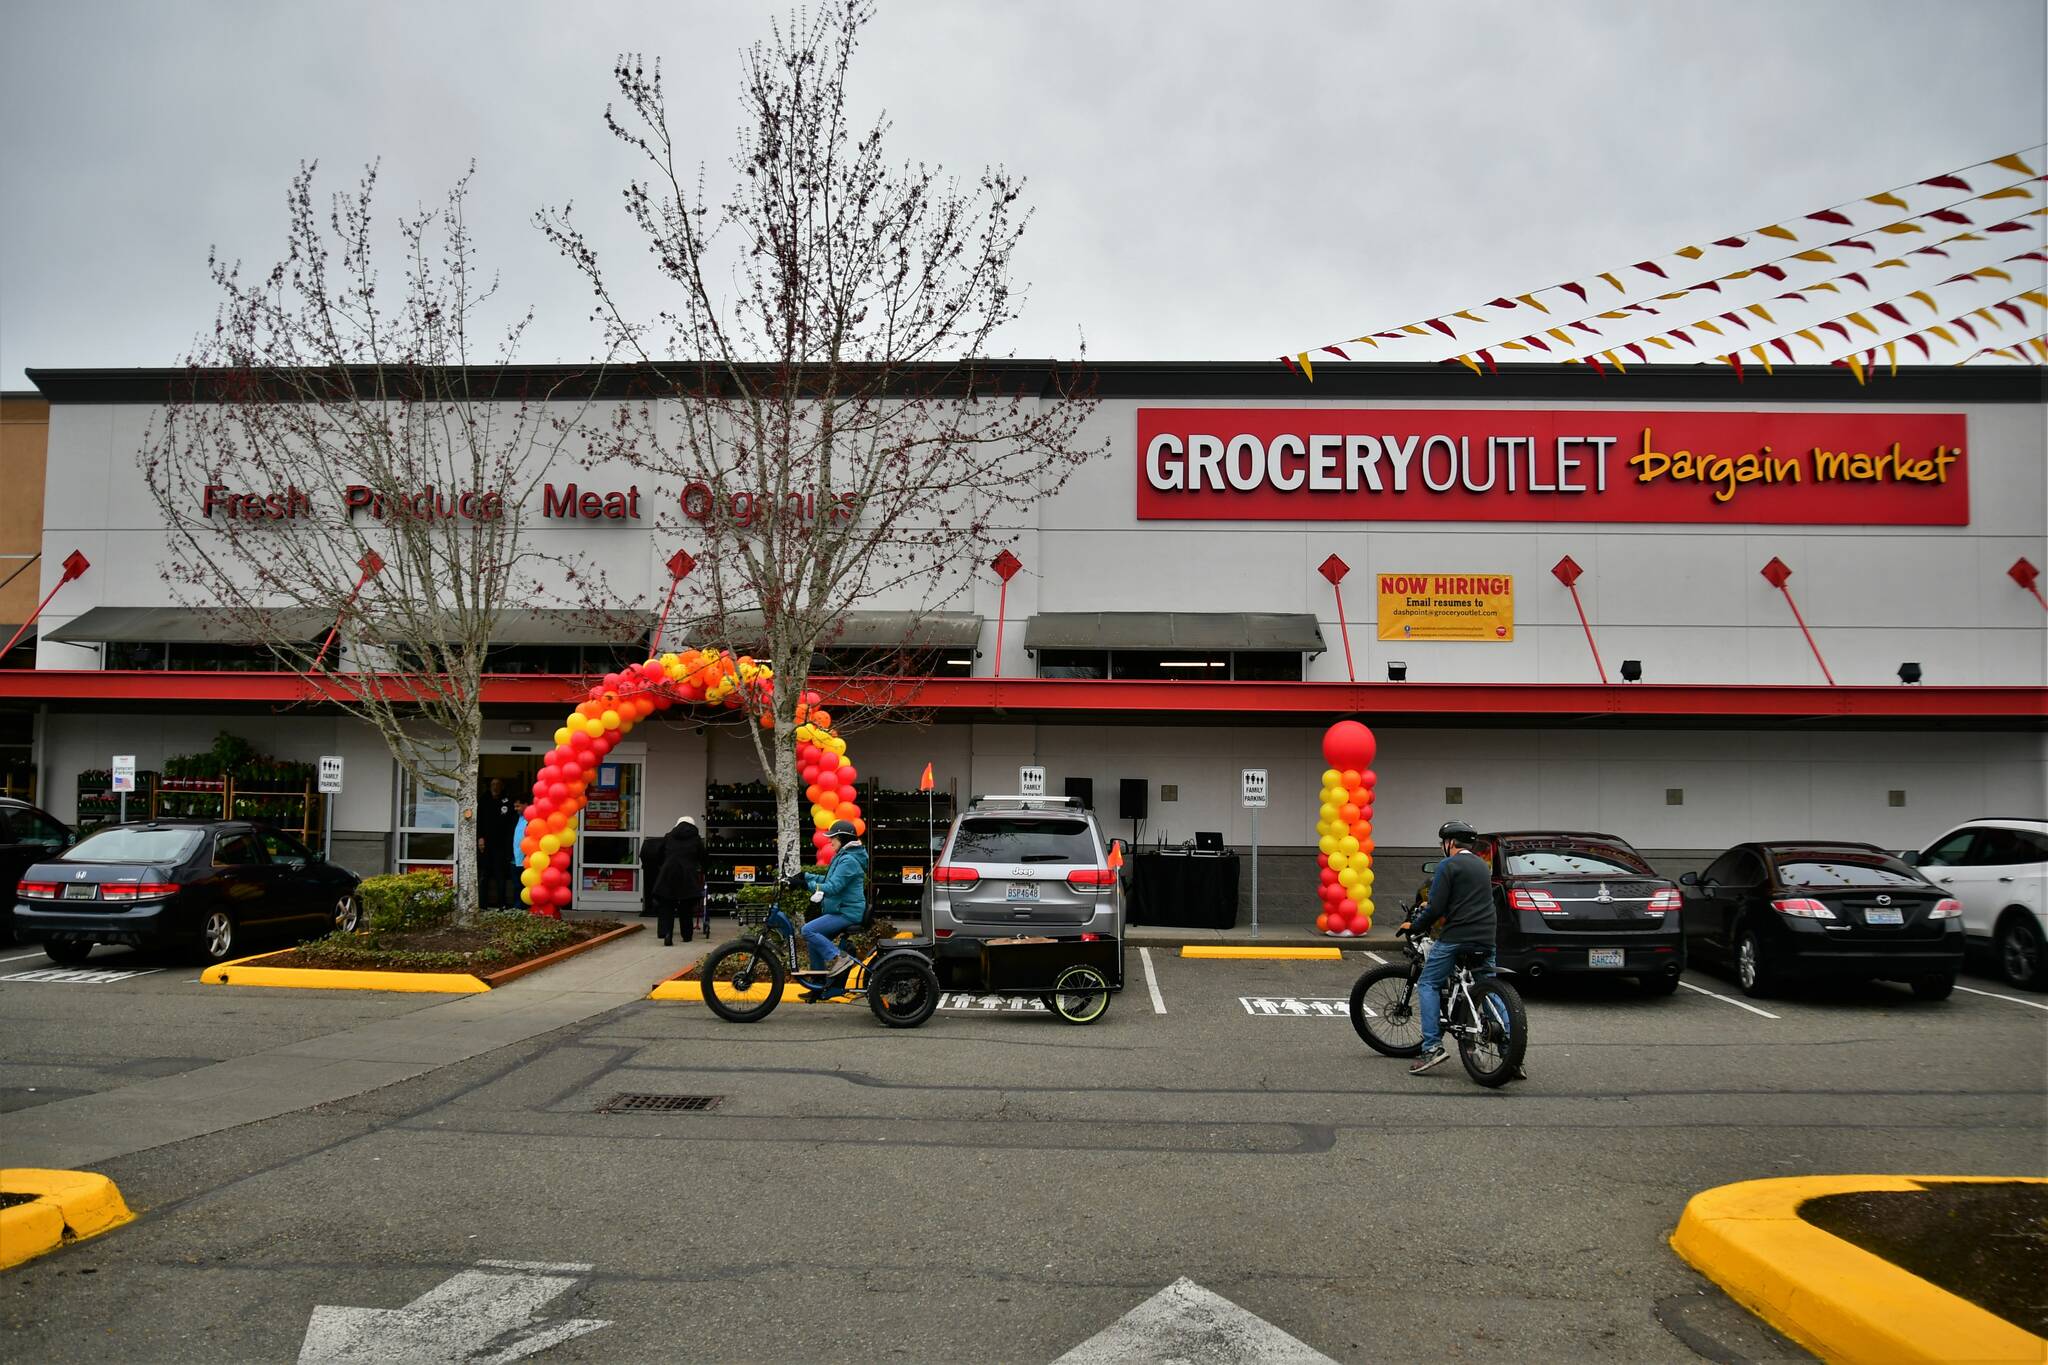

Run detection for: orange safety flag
[[919, 762, 934, 792], [1107, 841, 1124, 871]]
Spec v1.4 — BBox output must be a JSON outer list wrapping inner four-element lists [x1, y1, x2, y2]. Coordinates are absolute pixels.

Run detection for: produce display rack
[[701, 777, 955, 919], [74, 771, 324, 843]]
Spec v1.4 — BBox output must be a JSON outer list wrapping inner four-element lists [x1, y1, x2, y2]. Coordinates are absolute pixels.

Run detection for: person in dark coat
[[639, 832, 668, 919], [653, 816, 707, 945], [477, 777, 521, 909]]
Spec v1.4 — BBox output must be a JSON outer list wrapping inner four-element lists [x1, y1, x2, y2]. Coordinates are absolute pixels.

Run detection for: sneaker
[[825, 955, 859, 978], [1408, 1045, 1450, 1075]]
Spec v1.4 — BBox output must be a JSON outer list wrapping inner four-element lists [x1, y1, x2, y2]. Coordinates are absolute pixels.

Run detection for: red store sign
[[1135, 409, 1969, 525]]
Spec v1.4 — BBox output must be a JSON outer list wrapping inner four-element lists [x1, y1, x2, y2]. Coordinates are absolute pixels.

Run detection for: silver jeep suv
[[926, 796, 1119, 940]]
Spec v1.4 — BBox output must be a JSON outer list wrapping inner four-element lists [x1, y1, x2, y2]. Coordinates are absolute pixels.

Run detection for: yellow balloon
[[1327, 851, 1349, 873], [601, 709, 621, 730], [553, 727, 572, 746], [1318, 803, 1339, 822], [813, 808, 833, 830], [1356, 897, 1375, 916], [539, 834, 560, 855], [1321, 768, 1342, 788], [1338, 868, 1360, 890], [1317, 835, 1337, 856], [1338, 835, 1360, 856], [1323, 786, 1346, 806], [519, 868, 538, 887], [830, 736, 846, 754], [1357, 868, 1375, 887], [660, 652, 678, 667], [528, 851, 547, 869], [796, 725, 815, 742], [520, 888, 532, 905]]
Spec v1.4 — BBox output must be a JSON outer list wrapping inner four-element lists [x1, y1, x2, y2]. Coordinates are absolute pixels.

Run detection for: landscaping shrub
[[297, 911, 581, 970], [358, 871, 457, 933]]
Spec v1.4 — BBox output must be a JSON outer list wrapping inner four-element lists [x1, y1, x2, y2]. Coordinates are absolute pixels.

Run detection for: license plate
[[1005, 882, 1040, 903], [1588, 948, 1625, 968], [1866, 907, 1904, 925], [63, 883, 96, 901]]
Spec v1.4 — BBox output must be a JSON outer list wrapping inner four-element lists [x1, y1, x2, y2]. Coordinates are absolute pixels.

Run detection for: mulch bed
[[1800, 1181, 2047, 1336], [259, 918, 624, 975]]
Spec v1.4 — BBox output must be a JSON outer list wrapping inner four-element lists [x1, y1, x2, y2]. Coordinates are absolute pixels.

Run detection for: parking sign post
[[112, 754, 135, 825], [1241, 769, 1268, 938], [318, 756, 344, 863]]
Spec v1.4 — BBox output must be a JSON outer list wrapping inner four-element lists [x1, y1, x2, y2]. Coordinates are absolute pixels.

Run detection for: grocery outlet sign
[[1135, 408, 1968, 524]]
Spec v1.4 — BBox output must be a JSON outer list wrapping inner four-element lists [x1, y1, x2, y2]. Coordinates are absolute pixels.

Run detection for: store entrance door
[[573, 744, 645, 914]]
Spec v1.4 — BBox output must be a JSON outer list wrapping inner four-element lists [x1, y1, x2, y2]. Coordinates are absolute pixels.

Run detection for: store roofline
[[23, 361, 2046, 405], [0, 670, 2039, 729]]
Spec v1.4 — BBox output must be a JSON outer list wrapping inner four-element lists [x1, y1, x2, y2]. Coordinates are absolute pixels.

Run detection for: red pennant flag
[[1842, 272, 1869, 290], [1278, 354, 1300, 373], [1754, 264, 1788, 281], [1696, 280, 1724, 294], [1713, 236, 1747, 248], [1427, 318, 1457, 337], [1914, 246, 1950, 259], [1904, 333, 1932, 359], [1928, 209, 1973, 224], [1922, 173, 1971, 190], [1475, 348, 1499, 375], [1634, 261, 1666, 277], [1997, 301, 2028, 324], [1522, 335, 1551, 352], [1723, 352, 1744, 381], [1770, 338, 1796, 363], [1562, 282, 1588, 302], [1584, 354, 1607, 376], [1987, 221, 2031, 233], [1625, 342, 1648, 363], [1821, 321, 1852, 341], [1719, 311, 1750, 330], [1486, 296, 1517, 309], [1954, 317, 1979, 341], [1569, 321, 1602, 334], [1322, 345, 1350, 360], [1671, 328, 1694, 345], [919, 762, 934, 792], [1833, 238, 1877, 252], [1875, 302, 1908, 325], [1807, 210, 1853, 226], [2006, 251, 2048, 264]]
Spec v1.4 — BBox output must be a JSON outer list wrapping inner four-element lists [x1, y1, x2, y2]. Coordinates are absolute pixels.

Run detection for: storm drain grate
[[598, 1092, 723, 1114]]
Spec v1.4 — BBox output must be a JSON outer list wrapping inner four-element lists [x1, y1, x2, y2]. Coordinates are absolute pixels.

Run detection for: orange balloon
[[1340, 769, 1361, 788], [851, 818, 866, 836], [1340, 804, 1361, 823], [1359, 838, 1375, 855], [836, 802, 861, 823], [810, 709, 832, 730], [1350, 822, 1371, 839], [816, 790, 840, 811]]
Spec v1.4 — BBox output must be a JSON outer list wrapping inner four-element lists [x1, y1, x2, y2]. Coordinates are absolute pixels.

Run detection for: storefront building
[[8, 363, 2045, 917]]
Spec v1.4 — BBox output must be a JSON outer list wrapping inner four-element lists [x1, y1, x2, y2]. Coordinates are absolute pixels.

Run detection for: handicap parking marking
[[1677, 978, 1780, 1019], [1238, 995, 1352, 1017], [1954, 983, 2048, 1012], [938, 991, 1049, 1013], [1, 966, 163, 985]]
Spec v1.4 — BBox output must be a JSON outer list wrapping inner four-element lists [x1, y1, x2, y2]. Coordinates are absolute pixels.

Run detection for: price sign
[[902, 866, 925, 885], [1241, 768, 1269, 809], [733, 865, 757, 884], [111, 756, 136, 793], [1019, 765, 1046, 797], [318, 755, 345, 795]]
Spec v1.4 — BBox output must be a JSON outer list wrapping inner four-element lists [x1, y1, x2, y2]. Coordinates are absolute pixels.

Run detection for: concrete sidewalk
[[0, 932, 687, 1171]]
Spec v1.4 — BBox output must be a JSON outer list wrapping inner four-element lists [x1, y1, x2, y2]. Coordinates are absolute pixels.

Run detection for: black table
[[1129, 850, 1240, 929]]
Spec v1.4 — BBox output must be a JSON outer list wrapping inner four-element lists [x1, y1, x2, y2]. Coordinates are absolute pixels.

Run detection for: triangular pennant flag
[[1295, 353, 1315, 380], [1808, 281, 1842, 294], [2029, 338, 2048, 362], [1834, 237, 1877, 251], [1499, 340, 1528, 351], [1807, 210, 1854, 226], [920, 762, 934, 792], [1626, 342, 1648, 362], [1909, 290, 1938, 314], [1476, 348, 1499, 375], [1349, 336, 1380, 348], [1954, 317, 1979, 341], [1884, 341, 1899, 377], [1844, 352, 1867, 385], [1927, 325, 1956, 345], [1545, 327, 1573, 346], [1670, 328, 1694, 345], [1675, 245, 1704, 259], [1452, 309, 1486, 323], [1876, 221, 1925, 234], [1601, 349, 1626, 373], [1106, 840, 1123, 870], [1697, 280, 1724, 294], [1453, 353, 1483, 375], [1487, 296, 1518, 309], [2023, 291, 2048, 307], [1279, 354, 1299, 373], [1402, 324, 1430, 335], [1874, 257, 1910, 269], [1322, 345, 1350, 360], [1746, 303, 1776, 323], [1757, 224, 1799, 241], [1562, 283, 1589, 303], [1634, 260, 1668, 277], [1922, 174, 1972, 191], [1426, 319, 1458, 337], [1996, 301, 2029, 325], [1795, 328, 1824, 348], [1597, 272, 1625, 292], [1584, 354, 1607, 376], [1868, 192, 1908, 209], [1991, 153, 2037, 175], [1978, 266, 2014, 282], [1518, 294, 1549, 313], [1874, 303, 1907, 325], [1770, 338, 1796, 363], [1987, 220, 2033, 232], [2007, 251, 2048, 264], [1754, 264, 1788, 281], [1927, 208, 1973, 224], [1841, 272, 1869, 290], [1695, 319, 1725, 336], [1821, 320, 1852, 341], [1597, 310, 1631, 320], [1982, 185, 2035, 200], [1569, 321, 1602, 334], [1974, 307, 2000, 328], [1720, 352, 1744, 380], [1903, 332, 1931, 360], [1647, 335, 1676, 349], [1718, 310, 1751, 331], [1749, 343, 1773, 375], [1793, 249, 1837, 263], [1713, 235, 1747, 248]]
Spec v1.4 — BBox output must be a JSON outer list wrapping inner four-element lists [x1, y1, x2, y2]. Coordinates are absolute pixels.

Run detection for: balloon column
[[516, 647, 861, 917], [1312, 720, 1379, 937]]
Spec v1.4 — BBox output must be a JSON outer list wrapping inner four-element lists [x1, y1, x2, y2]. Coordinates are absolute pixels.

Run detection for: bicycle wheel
[[698, 939, 787, 1023], [1457, 977, 1528, 1087], [1350, 964, 1424, 1057], [1047, 965, 1112, 1024], [866, 953, 940, 1029]]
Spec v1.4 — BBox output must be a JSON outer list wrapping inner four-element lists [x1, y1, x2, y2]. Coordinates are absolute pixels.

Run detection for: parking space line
[[1138, 947, 1166, 1015], [1954, 984, 2048, 1012], [0, 950, 50, 964], [1678, 980, 1781, 1019], [1362, 951, 1388, 965]]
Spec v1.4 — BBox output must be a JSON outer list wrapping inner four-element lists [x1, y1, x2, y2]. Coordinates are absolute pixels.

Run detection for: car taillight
[[1929, 898, 1963, 920], [101, 883, 179, 902], [1066, 868, 1117, 892], [931, 865, 979, 889], [1647, 889, 1682, 914], [933, 928, 953, 938], [18, 881, 59, 900], [1772, 897, 1836, 919], [1508, 888, 1563, 913]]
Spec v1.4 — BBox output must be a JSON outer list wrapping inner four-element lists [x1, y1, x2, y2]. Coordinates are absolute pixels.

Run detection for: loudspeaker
[[1064, 777, 1094, 810], [1118, 778, 1149, 821]]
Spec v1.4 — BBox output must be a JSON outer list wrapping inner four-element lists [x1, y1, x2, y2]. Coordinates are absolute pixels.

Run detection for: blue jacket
[[511, 816, 528, 868], [806, 842, 870, 923]]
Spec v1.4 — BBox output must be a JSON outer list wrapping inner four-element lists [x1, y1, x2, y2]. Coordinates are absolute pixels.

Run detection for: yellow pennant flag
[[1796, 328, 1824, 348], [1909, 291, 1938, 313], [1453, 309, 1486, 323], [1927, 325, 1956, 346], [1844, 353, 1868, 385], [1597, 310, 1631, 319], [1757, 224, 1798, 240], [1746, 303, 1776, 324], [1675, 246, 1705, 259], [1453, 354, 1483, 375], [1646, 335, 1676, 350], [1296, 353, 1315, 381], [1656, 290, 1689, 300], [1695, 319, 1725, 336], [1349, 336, 1381, 348], [1749, 343, 1773, 374], [1974, 307, 2001, 329], [1875, 258, 1909, 269], [1884, 341, 1899, 377], [1499, 340, 1528, 351], [1992, 153, 2038, 176], [1545, 327, 1574, 346], [2022, 291, 2048, 308], [1402, 324, 1430, 335], [1848, 312, 1879, 334], [1725, 269, 1754, 280], [1792, 250, 1836, 263], [1598, 273, 1624, 293], [1876, 221, 1925, 234], [1978, 267, 2014, 282], [1518, 294, 1549, 314], [1982, 185, 2035, 200], [1868, 192, 1908, 209], [2029, 338, 2048, 362], [1602, 349, 1626, 373]]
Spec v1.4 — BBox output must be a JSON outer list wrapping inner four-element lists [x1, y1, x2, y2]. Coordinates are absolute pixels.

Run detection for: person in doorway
[[478, 777, 520, 909], [652, 815, 706, 945], [511, 811, 529, 905], [794, 820, 869, 998], [639, 828, 667, 919], [1398, 819, 1498, 1076]]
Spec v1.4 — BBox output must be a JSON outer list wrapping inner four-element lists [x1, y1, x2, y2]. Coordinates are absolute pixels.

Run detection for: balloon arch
[[517, 648, 860, 916]]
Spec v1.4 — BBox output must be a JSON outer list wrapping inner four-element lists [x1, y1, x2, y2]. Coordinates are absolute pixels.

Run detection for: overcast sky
[[3, 0, 2044, 390]]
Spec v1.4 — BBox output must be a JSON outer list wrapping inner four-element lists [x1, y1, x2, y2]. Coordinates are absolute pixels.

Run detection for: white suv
[[1913, 818, 2048, 990]]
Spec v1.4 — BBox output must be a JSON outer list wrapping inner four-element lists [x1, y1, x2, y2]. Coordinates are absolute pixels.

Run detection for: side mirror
[[1421, 860, 1439, 875], [1896, 850, 1920, 867], [1678, 871, 1699, 887]]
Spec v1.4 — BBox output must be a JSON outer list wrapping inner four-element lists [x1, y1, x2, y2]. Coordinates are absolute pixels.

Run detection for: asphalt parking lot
[[1, 943, 2042, 1363]]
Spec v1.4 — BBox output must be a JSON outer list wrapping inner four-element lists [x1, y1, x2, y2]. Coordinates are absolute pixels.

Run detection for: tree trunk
[[773, 714, 802, 881], [453, 755, 481, 927]]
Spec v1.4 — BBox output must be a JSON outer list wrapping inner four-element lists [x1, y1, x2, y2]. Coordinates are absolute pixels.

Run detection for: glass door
[[575, 749, 644, 911], [396, 768, 457, 876]]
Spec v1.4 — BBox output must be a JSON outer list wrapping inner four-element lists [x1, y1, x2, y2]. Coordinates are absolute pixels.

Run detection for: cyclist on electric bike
[[1398, 819, 1496, 1075], [792, 820, 869, 1002]]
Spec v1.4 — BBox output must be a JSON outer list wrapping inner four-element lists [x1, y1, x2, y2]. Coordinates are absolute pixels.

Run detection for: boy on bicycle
[[1398, 819, 1496, 1075]]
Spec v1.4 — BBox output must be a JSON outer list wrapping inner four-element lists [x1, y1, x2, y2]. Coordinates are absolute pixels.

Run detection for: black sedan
[[1464, 830, 1685, 996], [14, 821, 361, 966], [0, 796, 73, 943], [1680, 842, 1964, 999]]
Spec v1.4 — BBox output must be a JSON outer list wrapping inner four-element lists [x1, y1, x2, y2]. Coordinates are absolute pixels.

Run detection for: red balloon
[[1339, 898, 1359, 918], [1322, 720, 1377, 771], [839, 787, 859, 807], [1322, 883, 1343, 903], [1317, 852, 1330, 868], [539, 866, 563, 887], [560, 762, 583, 783], [798, 743, 820, 764], [1358, 771, 1377, 790], [837, 764, 859, 785], [545, 782, 565, 801], [801, 765, 820, 784], [1319, 867, 1338, 885], [818, 845, 836, 864], [816, 768, 840, 790], [551, 884, 573, 905], [570, 731, 594, 751], [802, 690, 822, 706], [538, 765, 560, 785]]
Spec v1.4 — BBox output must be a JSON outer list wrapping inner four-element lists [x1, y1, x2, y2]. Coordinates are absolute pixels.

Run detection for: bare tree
[[143, 163, 615, 922], [541, 0, 1105, 875]]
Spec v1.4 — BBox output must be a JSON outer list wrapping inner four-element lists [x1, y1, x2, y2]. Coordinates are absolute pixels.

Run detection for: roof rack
[[967, 794, 1083, 810]]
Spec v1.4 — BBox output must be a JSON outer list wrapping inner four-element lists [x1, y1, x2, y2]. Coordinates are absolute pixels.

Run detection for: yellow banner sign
[[1377, 573, 1515, 642]]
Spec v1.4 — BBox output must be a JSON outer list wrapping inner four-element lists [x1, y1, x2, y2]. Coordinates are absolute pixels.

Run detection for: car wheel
[[1734, 924, 1777, 998], [44, 938, 93, 966], [334, 893, 362, 935], [1637, 971, 1681, 997], [1910, 973, 1956, 1002], [1994, 914, 2047, 991], [195, 909, 238, 965]]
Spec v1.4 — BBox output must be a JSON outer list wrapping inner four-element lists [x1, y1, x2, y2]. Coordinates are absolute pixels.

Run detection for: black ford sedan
[[1468, 830, 1686, 996], [14, 821, 361, 966], [1680, 841, 1964, 999]]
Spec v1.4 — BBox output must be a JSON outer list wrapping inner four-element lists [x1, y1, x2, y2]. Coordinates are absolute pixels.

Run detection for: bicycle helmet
[[1437, 819, 1479, 847], [828, 819, 860, 842]]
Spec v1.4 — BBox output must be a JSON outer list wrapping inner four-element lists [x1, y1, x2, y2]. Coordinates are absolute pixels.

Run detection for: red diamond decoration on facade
[[1317, 554, 1350, 585], [59, 550, 90, 582], [1760, 556, 1792, 589], [990, 549, 1023, 582], [2009, 557, 2039, 591], [358, 550, 385, 577], [666, 548, 697, 580], [1550, 555, 1583, 587]]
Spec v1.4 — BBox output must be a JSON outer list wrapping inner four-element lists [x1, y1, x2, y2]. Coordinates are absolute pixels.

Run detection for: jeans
[[1417, 940, 1495, 1052], [800, 912, 859, 971]]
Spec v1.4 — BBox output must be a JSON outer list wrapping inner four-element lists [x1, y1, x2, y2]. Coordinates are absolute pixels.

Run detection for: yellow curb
[[648, 977, 855, 1005], [1671, 1175, 2048, 1363], [1179, 945, 1343, 960], [202, 950, 488, 993], [0, 1169, 133, 1269]]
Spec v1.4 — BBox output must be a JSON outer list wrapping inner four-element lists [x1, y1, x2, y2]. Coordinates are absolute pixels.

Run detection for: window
[[398, 769, 457, 869], [104, 641, 310, 672], [1111, 651, 1229, 680], [1036, 649, 1303, 680], [1972, 827, 2048, 867], [1703, 848, 1765, 887], [1037, 649, 1107, 679], [1919, 829, 1979, 867], [1232, 652, 1304, 681], [1502, 840, 1652, 877], [259, 829, 314, 867], [3, 806, 68, 850], [949, 817, 1097, 864], [66, 827, 204, 864], [214, 832, 264, 867], [1774, 854, 1923, 888]]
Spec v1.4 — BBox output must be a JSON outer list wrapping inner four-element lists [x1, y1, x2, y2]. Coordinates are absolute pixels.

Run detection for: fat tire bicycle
[[1348, 929, 1528, 1088], [697, 886, 939, 1029]]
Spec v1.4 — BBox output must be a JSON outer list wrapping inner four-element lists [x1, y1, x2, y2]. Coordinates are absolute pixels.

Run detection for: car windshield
[[1775, 853, 1923, 888], [1502, 841, 1651, 876], [951, 817, 1096, 864], [64, 827, 205, 864]]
